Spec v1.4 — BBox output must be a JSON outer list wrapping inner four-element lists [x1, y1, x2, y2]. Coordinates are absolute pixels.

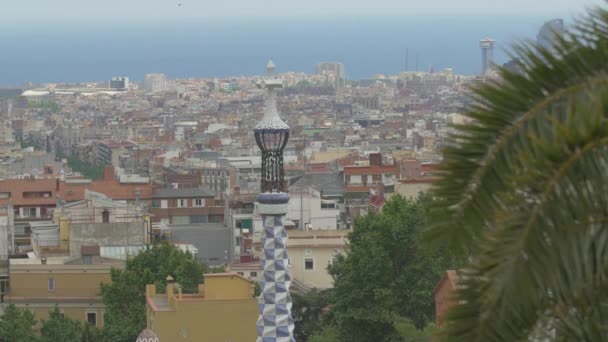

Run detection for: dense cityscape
[[0, 5, 604, 341]]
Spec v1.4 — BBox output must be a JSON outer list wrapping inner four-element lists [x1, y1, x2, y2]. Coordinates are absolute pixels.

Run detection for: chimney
[[56, 178, 60, 191], [166, 275, 175, 304]]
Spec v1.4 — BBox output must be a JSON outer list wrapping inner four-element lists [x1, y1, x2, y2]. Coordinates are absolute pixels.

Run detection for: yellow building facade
[[146, 273, 258, 341], [6, 260, 121, 328], [287, 229, 349, 289]]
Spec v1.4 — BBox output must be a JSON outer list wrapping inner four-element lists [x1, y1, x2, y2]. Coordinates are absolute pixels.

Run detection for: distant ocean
[[0, 16, 554, 86]]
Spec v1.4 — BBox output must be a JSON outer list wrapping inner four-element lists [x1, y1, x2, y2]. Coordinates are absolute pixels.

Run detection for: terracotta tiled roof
[[59, 181, 154, 202], [434, 270, 458, 295], [421, 163, 441, 174], [369, 195, 385, 208], [343, 165, 397, 176], [345, 185, 370, 193], [399, 177, 440, 184]]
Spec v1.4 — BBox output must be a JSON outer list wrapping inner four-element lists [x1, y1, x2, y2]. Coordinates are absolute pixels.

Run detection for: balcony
[[231, 208, 254, 215]]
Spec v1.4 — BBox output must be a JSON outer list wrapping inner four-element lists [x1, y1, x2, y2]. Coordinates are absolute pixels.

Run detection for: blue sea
[[0, 16, 555, 85]]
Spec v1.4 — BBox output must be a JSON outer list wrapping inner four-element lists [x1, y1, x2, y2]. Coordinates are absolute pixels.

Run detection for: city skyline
[[0, 14, 577, 86]]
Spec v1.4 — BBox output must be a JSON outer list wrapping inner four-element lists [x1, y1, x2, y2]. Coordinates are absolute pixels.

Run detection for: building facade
[[286, 229, 348, 289], [6, 259, 122, 329], [143, 74, 167, 94], [150, 187, 222, 224], [434, 270, 458, 327], [145, 274, 257, 341]]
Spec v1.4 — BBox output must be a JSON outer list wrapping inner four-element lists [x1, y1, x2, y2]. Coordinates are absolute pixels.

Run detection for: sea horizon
[[0, 15, 566, 86]]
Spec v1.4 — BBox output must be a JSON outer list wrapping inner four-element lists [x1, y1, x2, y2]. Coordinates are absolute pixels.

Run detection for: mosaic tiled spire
[[255, 61, 295, 342]]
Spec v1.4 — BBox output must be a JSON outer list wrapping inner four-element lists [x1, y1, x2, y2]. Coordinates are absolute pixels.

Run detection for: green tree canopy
[[426, 6, 608, 341], [39, 307, 81, 342], [0, 304, 38, 342], [328, 194, 450, 341], [292, 289, 332, 341], [66, 155, 105, 180], [101, 243, 205, 342], [81, 322, 103, 342]]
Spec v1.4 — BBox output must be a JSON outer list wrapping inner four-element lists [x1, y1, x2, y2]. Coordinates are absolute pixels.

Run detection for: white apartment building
[[143, 74, 166, 94], [287, 188, 340, 230]]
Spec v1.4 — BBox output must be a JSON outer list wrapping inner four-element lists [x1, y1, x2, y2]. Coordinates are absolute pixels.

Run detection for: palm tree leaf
[[427, 6, 608, 341]]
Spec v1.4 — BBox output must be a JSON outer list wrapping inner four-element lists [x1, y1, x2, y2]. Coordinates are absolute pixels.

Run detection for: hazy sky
[[2, 0, 604, 23]]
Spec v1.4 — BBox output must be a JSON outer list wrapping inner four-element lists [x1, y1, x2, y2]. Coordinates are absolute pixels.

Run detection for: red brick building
[[434, 270, 458, 327]]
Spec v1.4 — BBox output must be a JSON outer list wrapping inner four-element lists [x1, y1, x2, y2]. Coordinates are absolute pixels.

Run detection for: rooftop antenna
[[405, 48, 409, 72], [416, 53, 419, 72]]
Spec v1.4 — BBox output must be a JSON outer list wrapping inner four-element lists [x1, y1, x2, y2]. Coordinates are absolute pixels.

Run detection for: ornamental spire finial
[[266, 59, 276, 76]]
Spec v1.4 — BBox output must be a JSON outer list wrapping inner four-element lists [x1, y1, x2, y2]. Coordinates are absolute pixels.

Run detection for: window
[[209, 215, 223, 223], [172, 216, 190, 225], [321, 202, 336, 209], [86, 312, 97, 326], [161, 200, 168, 209], [194, 198, 205, 207], [83, 255, 93, 264], [350, 175, 362, 185], [101, 209, 110, 223], [0, 278, 9, 294], [22, 207, 37, 218], [304, 258, 314, 271], [48, 278, 55, 291], [152, 200, 160, 208], [190, 215, 208, 223], [177, 199, 187, 208], [250, 271, 258, 278]]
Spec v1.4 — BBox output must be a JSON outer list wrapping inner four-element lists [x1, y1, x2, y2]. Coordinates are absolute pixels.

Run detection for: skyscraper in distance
[[480, 38, 496, 76], [316, 62, 345, 79], [143, 73, 166, 94], [109, 76, 129, 90], [537, 18, 564, 52]]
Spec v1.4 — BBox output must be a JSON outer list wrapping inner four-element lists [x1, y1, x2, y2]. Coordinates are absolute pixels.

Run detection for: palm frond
[[427, 5, 608, 341]]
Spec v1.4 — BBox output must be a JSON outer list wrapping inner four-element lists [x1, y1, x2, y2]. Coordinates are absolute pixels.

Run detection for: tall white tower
[[480, 38, 496, 75], [254, 60, 295, 342]]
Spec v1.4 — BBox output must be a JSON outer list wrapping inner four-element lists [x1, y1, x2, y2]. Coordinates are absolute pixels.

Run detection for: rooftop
[[290, 172, 344, 197], [343, 164, 397, 175], [152, 187, 216, 199]]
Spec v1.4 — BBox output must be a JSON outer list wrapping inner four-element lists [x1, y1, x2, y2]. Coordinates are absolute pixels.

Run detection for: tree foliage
[[81, 322, 103, 342], [426, 6, 608, 341], [328, 194, 451, 341], [101, 243, 205, 342], [308, 324, 339, 342], [0, 304, 38, 342], [292, 289, 332, 341], [39, 307, 81, 342], [67, 154, 105, 180]]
